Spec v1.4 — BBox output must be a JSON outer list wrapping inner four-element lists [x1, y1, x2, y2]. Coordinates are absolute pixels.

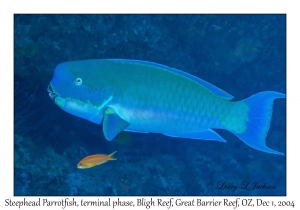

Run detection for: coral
[[14, 82, 39, 136], [66, 173, 82, 195], [15, 45, 39, 59]]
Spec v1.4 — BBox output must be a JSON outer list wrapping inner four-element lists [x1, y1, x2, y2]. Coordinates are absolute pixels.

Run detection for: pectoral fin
[[103, 108, 130, 141], [163, 129, 227, 142]]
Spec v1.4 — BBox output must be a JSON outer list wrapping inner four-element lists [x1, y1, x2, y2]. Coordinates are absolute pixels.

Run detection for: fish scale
[[114, 64, 230, 133], [49, 59, 285, 155], [151, 66, 220, 129]]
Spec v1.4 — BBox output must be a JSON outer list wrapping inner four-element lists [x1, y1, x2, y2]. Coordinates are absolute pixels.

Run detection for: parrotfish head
[[48, 60, 113, 124]]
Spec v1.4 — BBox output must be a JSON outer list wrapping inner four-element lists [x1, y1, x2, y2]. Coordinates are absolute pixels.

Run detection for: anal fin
[[163, 129, 227, 142]]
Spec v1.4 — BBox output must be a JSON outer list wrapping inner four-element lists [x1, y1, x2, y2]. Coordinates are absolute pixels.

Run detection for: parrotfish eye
[[79, 163, 82, 166], [74, 78, 82, 86]]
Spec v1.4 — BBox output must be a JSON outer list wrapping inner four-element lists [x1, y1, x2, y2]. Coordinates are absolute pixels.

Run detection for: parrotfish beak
[[47, 83, 103, 124], [47, 84, 58, 100]]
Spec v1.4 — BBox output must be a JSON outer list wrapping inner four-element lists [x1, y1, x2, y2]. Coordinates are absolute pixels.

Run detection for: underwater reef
[[14, 14, 286, 196]]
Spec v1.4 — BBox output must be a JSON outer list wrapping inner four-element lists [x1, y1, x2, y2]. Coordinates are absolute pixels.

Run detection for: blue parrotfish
[[48, 59, 285, 155]]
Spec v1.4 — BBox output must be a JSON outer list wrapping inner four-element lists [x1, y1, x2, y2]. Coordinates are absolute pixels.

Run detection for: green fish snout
[[54, 97, 104, 125], [55, 96, 66, 108]]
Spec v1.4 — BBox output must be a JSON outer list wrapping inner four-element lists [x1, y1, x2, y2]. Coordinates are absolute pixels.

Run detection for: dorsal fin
[[110, 59, 234, 100]]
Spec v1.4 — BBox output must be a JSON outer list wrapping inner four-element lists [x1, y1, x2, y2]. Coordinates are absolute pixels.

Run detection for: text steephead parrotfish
[[48, 59, 286, 155], [77, 151, 117, 169]]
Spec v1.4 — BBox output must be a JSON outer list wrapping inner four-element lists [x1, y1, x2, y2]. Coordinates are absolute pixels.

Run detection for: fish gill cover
[[14, 14, 286, 196]]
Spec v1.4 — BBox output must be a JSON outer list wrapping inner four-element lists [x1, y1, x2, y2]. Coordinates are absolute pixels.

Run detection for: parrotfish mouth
[[47, 83, 104, 124], [47, 84, 58, 100]]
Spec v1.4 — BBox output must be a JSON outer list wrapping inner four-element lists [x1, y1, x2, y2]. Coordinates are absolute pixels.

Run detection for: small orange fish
[[77, 151, 117, 169]]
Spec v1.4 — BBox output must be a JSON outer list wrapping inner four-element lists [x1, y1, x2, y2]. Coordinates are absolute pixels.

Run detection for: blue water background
[[14, 14, 286, 196]]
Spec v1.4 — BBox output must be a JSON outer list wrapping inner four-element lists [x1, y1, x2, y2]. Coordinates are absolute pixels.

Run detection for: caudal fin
[[232, 91, 285, 155], [107, 151, 117, 160]]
